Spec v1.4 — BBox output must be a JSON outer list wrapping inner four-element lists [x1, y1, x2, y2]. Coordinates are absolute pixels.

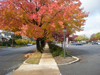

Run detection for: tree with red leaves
[[0, 0, 89, 52]]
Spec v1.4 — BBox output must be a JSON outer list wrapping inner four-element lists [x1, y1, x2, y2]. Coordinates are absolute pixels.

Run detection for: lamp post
[[63, 29, 67, 59]]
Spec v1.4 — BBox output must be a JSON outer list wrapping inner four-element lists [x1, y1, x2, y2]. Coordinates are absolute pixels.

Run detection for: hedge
[[48, 43, 68, 57]]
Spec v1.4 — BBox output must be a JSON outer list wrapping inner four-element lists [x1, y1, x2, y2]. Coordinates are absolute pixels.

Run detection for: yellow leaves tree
[[0, 0, 89, 52], [75, 35, 89, 41]]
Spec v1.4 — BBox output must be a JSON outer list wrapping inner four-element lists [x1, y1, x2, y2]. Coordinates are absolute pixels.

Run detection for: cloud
[[85, 14, 100, 29], [76, 0, 100, 37], [80, 0, 100, 15], [76, 29, 100, 37], [76, 14, 100, 37]]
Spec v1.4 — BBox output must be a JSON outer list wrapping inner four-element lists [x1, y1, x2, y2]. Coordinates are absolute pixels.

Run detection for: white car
[[97, 42, 100, 45], [27, 43, 33, 46], [92, 41, 100, 45]]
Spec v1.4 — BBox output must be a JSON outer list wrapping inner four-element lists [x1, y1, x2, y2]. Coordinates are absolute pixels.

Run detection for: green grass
[[13, 45, 26, 48], [0, 48, 3, 50], [0, 45, 26, 48], [0, 46, 11, 48], [26, 51, 42, 64]]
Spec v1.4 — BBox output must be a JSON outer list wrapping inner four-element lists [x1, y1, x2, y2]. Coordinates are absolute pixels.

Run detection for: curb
[[58, 56, 79, 66], [23, 54, 79, 66]]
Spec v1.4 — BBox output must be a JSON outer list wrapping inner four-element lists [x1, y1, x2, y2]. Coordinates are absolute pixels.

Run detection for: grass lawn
[[13, 45, 26, 48], [0, 45, 26, 48], [0, 46, 11, 48], [26, 51, 42, 64], [0, 48, 3, 50]]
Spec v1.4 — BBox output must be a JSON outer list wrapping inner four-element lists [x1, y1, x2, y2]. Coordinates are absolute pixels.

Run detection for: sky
[[75, 0, 100, 37]]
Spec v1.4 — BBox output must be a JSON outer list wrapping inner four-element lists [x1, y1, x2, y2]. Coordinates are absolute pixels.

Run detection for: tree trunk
[[36, 38, 41, 52], [41, 39, 45, 48], [36, 38, 45, 53]]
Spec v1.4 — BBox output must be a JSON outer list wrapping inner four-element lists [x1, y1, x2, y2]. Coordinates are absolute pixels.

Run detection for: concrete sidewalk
[[11, 44, 61, 75]]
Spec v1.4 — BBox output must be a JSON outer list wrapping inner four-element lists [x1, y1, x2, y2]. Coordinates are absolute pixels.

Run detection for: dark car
[[72, 42, 83, 46]]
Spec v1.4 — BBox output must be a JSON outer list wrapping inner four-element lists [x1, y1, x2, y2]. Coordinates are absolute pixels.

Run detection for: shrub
[[48, 43, 63, 57], [9, 38, 16, 45], [15, 39, 36, 45], [60, 50, 69, 57], [22, 40, 29, 45], [2, 41, 11, 46], [52, 52, 57, 57], [31, 41, 36, 45], [15, 39, 22, 45]]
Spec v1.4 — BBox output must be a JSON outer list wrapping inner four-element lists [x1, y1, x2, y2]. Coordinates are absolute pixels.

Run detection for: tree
[[13, 34, 22, 39], [69, 35, 78, 41], [74, 35, 89, 41], [74, 35, 83, 41], [0, 0, 89, 53], [90, 34, 95, 39], [95, 32, 100, 40], [89, 33, 98, 41], [52, 29, 70, 48]]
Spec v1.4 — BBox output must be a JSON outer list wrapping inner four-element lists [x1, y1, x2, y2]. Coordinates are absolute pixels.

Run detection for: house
[[0, 32, 12, 41]]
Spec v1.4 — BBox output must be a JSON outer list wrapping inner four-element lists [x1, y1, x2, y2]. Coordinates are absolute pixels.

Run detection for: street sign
[[66, 37, 68, 47]]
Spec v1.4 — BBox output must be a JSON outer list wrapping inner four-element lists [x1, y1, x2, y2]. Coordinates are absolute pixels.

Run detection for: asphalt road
[[58, 44, 100, 75], [0, 45, 36, 75]]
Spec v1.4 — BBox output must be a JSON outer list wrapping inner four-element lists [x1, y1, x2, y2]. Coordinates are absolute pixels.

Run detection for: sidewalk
[[11, 44, 61, 75]]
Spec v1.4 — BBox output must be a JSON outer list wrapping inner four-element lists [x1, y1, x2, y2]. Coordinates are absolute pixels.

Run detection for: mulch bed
[[54, 56, 76, 64]]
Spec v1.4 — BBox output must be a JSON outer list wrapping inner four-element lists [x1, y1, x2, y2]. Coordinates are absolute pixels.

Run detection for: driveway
[[0, 45, 36, 75], [58, 44, 100, 75]]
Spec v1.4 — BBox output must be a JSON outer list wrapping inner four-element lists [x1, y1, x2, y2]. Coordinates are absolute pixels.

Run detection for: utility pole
[[63, 29, 67, 59], [12, 34, 13, 47]]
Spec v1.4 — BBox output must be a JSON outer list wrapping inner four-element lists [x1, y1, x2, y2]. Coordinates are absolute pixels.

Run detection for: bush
[[22, 40, 29, 45], [52, 52, 57, 57], [15, 39, 23, 45], [31, 41, 36, 45], [15, 39, 36, 45], [0, 38, 17, 46], [0, 41, 11, 46], [48, 43, 63, 57], [2, 41, 11, 46], [60, 50, 68, 57], [9, 38, 16, 45]]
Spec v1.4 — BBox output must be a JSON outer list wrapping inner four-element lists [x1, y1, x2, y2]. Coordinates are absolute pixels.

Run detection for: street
[[58, 44, 100, 75], [0, 45, 36, 75]]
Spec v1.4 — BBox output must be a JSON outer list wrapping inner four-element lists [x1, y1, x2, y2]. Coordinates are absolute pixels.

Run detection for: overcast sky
[[76, 0, 100, 37]]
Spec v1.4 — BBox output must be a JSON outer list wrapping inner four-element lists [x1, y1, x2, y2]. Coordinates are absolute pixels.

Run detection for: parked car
[[27, 43, 33, 46], [97, 42, 100, 45], [81, 41, 86, 44], [72, 42, 83, 46], [92, 41, 100, 45]]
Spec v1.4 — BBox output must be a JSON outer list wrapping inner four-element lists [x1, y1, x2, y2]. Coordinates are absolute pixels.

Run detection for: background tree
[[82, 34, 89, 41], [89, 33, 98, 41], [95, 32, 100, 40], [52, 29, 70, 48], [0, 0, 89, 53], [74, 35, 89, 41], [90, 34, 95, 39], [69, 35, 78, 41], [13, 34, 22, 39], [74, 35, 83, 41]]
